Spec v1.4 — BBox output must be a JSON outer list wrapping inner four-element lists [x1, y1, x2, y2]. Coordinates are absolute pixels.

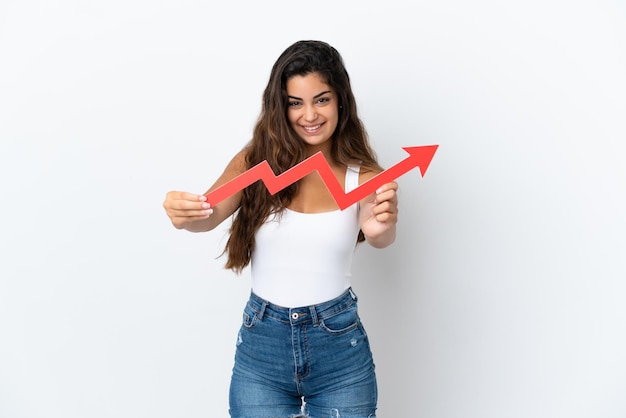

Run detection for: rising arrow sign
[[205, 145, 439, 210]]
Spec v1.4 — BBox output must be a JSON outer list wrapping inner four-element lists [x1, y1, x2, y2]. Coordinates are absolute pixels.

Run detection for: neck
[[304, 142, 332, 160]]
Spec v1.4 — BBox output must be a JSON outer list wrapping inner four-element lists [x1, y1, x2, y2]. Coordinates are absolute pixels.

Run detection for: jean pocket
[[242, 304, 258, 329], [320, 305, 361, 336]]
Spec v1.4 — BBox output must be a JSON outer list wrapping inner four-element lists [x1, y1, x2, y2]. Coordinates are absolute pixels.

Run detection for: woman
[[163, 40, 397, 418]]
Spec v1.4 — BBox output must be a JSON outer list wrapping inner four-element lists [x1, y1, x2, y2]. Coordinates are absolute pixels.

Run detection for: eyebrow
[[287, 90, 332, 101]]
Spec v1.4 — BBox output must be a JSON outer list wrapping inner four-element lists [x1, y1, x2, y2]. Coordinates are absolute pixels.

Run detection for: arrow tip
[[402, 145, 439, 177]]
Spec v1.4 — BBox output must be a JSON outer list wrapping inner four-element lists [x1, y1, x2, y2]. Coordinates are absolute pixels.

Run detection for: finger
[[375, 202, 398, 219], [169, 207, 213, 218], [371, 201, 397, 217], [375, 182, 398, 194], [165, 191, 207, 203], [173, 199, 212, 211], [164, 194, 210, 211], [373, 191, 398, 208], [374, 189, 397, 205], [376, 213, 397, 223], [174, 212, 212, 223], [374, 183, 398, 204], [170, 213, 212, 229]]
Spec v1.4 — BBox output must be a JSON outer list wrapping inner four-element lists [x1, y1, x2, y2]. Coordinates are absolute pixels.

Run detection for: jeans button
[[291, 312, 299, 320]]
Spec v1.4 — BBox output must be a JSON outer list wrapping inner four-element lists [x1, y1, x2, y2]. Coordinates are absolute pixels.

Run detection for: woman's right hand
[[164, 148, 247, 232], [163, 191, 213, 230]]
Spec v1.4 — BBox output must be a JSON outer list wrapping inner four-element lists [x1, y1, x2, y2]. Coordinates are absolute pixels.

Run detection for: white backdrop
[[1, 1, 625, 417]]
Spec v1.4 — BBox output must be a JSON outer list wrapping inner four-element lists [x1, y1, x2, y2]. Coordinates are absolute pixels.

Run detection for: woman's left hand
[[359, 181, 398, 248]]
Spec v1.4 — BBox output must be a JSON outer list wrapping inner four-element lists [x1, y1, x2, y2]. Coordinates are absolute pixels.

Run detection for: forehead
[[286, 73, 333, 95]]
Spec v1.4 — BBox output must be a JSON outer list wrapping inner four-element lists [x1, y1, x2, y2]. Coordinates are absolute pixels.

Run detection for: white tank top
[[250, 164, 361, 308]]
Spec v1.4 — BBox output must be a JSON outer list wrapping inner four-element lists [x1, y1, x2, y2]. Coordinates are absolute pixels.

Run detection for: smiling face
[[286, 72, 339, 154]]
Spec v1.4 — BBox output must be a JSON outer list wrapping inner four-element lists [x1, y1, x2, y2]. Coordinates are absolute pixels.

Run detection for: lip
[[300, 122, 324, 134]]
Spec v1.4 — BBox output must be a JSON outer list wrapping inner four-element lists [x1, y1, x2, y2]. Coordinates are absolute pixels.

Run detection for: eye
[[316, 97, 331, 104], [288, 101, 302, 108]]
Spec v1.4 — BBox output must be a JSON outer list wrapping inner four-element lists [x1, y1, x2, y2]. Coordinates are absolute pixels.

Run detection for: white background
[[1, 1, 625, 417]]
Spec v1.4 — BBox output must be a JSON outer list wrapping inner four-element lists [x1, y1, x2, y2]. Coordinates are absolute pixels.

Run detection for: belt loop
[[348, 287, 358, 302], [309, 305, 319, 326], [257, 300, 267, 321]]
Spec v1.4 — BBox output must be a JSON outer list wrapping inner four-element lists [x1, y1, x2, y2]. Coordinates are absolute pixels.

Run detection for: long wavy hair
[[224, 40, 382, 273]]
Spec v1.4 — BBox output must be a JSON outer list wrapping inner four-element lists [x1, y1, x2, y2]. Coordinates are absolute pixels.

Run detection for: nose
[[303, 105, 317, 122]]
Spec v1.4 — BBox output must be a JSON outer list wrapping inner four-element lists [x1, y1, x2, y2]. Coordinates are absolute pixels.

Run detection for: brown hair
[[224, 40, 382, 273]]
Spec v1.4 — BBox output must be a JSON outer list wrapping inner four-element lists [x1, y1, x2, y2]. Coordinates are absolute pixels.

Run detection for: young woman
[[163, 40, 397, 418]]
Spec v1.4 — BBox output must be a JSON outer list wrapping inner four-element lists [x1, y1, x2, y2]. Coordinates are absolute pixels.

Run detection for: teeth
[[304, 125, 321, 131]]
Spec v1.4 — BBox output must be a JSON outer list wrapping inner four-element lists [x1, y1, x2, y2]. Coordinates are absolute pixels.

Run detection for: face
[[286, 72, 339, 153]]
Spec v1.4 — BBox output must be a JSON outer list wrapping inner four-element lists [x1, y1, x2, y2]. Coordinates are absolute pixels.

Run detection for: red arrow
[[205, 145, 438, 210]]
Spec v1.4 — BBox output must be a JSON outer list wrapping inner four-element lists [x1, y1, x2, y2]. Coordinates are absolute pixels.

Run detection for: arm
[[163, 149, 248, 232], [358, 174, 398, 248]]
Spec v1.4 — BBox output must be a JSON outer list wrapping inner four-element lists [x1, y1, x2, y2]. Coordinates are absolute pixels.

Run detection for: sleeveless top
[[250, 164, 361, 308]]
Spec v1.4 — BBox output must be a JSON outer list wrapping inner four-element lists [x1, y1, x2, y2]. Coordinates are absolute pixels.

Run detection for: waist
[[246, 287, 358, 325]]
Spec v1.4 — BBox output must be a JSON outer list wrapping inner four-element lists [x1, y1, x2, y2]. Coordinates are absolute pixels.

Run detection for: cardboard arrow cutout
[[205, 145, 439, 210]]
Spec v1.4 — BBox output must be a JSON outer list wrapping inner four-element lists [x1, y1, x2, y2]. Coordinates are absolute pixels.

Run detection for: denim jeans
[[229, 288, 377, 418]]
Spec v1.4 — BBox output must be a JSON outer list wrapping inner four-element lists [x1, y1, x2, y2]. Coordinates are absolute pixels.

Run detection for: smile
[[303, 124, 322, 132]]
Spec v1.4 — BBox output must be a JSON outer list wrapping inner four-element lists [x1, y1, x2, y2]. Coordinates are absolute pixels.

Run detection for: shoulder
[[224, 146, 249, 174], [357, 165, 382, 185], [207, 146, 250, 192]]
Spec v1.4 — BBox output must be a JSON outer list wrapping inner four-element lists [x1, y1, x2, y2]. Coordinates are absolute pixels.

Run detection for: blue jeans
[[229, 288, 377, 418]]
